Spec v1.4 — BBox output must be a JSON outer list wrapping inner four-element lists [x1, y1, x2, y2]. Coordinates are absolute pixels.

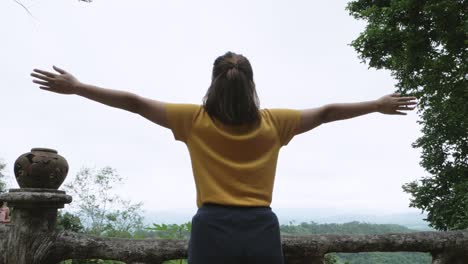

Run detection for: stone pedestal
[[0, 188, 72, 264]]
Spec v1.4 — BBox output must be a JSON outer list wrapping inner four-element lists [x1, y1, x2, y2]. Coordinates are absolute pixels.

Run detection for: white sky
[[1, 0, 425, 215]]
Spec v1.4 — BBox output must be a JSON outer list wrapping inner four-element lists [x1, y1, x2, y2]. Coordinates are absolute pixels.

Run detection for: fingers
[[381, 93, 417, 116], [30, 73, 53, 82], [33, 80, 49, 86], [396, 106, 416, 111], [397, 101, 417, 106], [397, 96, 417, 102], [38, 86, 60, 93], [390, 93, 417, 101], [33, 69, 56, 78], [53, 65, 67, 74], [31, 69, 54, 90]]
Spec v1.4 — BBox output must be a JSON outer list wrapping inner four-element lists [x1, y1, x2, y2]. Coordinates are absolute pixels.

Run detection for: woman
[[31, 51, 416, 264]]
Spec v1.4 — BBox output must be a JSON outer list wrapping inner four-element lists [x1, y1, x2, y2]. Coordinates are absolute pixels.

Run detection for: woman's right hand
[[31, 66, 81, 95]]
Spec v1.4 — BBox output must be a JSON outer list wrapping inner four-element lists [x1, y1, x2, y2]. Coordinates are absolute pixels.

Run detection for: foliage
[[146, 222, 192, 264], [64, 167, 144, 237], [0, 159, 7, 193], [280, 221, 413, 235], [325, 253, 347, 264], [347, 0, 467, 231], [146, 222, 192, 239], [59, 167, 144, 264], [281, 221, 431, 263], [57, 211, 84, 233]]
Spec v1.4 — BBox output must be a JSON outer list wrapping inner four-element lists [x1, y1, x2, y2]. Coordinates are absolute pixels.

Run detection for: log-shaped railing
[[1, 148, 467, 264], [0, 188, 467, 264]]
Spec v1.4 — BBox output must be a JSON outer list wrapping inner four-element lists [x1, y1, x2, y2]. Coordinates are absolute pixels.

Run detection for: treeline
[[280, 221, 416, 235], [280, 221, 431, 264]]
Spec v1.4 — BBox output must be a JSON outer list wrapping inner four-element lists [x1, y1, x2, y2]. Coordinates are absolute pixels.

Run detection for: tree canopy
[[64, 167, 144, 237], [59, 167, 144, 264], [347, 0, 467, 230]]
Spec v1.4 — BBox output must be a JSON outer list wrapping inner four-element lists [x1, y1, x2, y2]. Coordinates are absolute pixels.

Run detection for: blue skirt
[[188, 203, 284, 264]]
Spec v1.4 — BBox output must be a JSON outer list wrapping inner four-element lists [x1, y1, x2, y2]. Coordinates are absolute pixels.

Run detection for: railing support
[[0, 188, 72, 264], [1, 149, 468, 264]]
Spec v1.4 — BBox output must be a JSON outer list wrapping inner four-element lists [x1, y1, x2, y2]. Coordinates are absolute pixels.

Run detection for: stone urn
[[14, 148, 69, 189]]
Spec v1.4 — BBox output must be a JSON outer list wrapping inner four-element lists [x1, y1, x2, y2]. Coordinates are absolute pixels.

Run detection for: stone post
[[0, 148, 71, 264], [0, 188, 72, 264]]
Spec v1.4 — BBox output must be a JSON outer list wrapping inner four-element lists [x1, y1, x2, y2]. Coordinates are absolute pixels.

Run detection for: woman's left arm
[[296, 93, 417, 135]]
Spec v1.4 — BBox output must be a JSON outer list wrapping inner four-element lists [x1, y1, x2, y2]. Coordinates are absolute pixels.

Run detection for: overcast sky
[[1, 0, 425, 216]]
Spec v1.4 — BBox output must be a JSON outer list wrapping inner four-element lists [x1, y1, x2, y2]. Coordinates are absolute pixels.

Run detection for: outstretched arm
[[296, 94, 417, 135], [31, 66, 169, 128]]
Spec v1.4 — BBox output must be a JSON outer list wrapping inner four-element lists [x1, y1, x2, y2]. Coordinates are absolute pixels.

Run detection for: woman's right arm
[[31, 66, 169, 128]]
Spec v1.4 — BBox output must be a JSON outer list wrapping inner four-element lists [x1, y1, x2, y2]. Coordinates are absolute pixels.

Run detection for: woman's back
[[166, 103, 301, 208]]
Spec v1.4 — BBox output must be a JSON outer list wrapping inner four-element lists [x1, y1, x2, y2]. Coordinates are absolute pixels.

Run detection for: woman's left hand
[[377, 93, 417, 115]]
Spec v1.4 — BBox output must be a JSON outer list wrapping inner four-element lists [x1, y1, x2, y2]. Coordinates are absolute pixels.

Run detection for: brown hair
[[203, 52, 260, 125]]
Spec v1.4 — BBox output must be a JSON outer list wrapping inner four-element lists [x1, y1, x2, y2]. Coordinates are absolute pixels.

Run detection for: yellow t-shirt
[[166, 103, 301, 208]]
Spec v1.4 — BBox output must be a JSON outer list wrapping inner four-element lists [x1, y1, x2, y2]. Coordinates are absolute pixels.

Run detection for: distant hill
[[280, 221, 416, 235], [274, 208, 432, 230], [143, 208, 433, 230]]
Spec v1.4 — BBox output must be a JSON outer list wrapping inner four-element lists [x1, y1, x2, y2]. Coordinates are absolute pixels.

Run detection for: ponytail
[[203, 52, 260, 125]]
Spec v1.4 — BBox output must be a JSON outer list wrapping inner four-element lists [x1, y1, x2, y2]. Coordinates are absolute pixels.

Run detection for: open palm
[[377, 93, 417, 115], [31, 66, 80, 95]]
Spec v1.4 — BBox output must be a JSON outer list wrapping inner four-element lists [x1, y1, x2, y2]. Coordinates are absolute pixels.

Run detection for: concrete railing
[[1, 148, 467, 263], [1, 188, 467, 264]]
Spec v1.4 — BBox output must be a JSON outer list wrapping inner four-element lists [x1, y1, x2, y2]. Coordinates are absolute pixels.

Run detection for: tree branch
[[12, 0, 34, 17]]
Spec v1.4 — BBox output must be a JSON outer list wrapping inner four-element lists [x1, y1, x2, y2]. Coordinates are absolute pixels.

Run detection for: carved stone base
[[0, 188, 72, 264]]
